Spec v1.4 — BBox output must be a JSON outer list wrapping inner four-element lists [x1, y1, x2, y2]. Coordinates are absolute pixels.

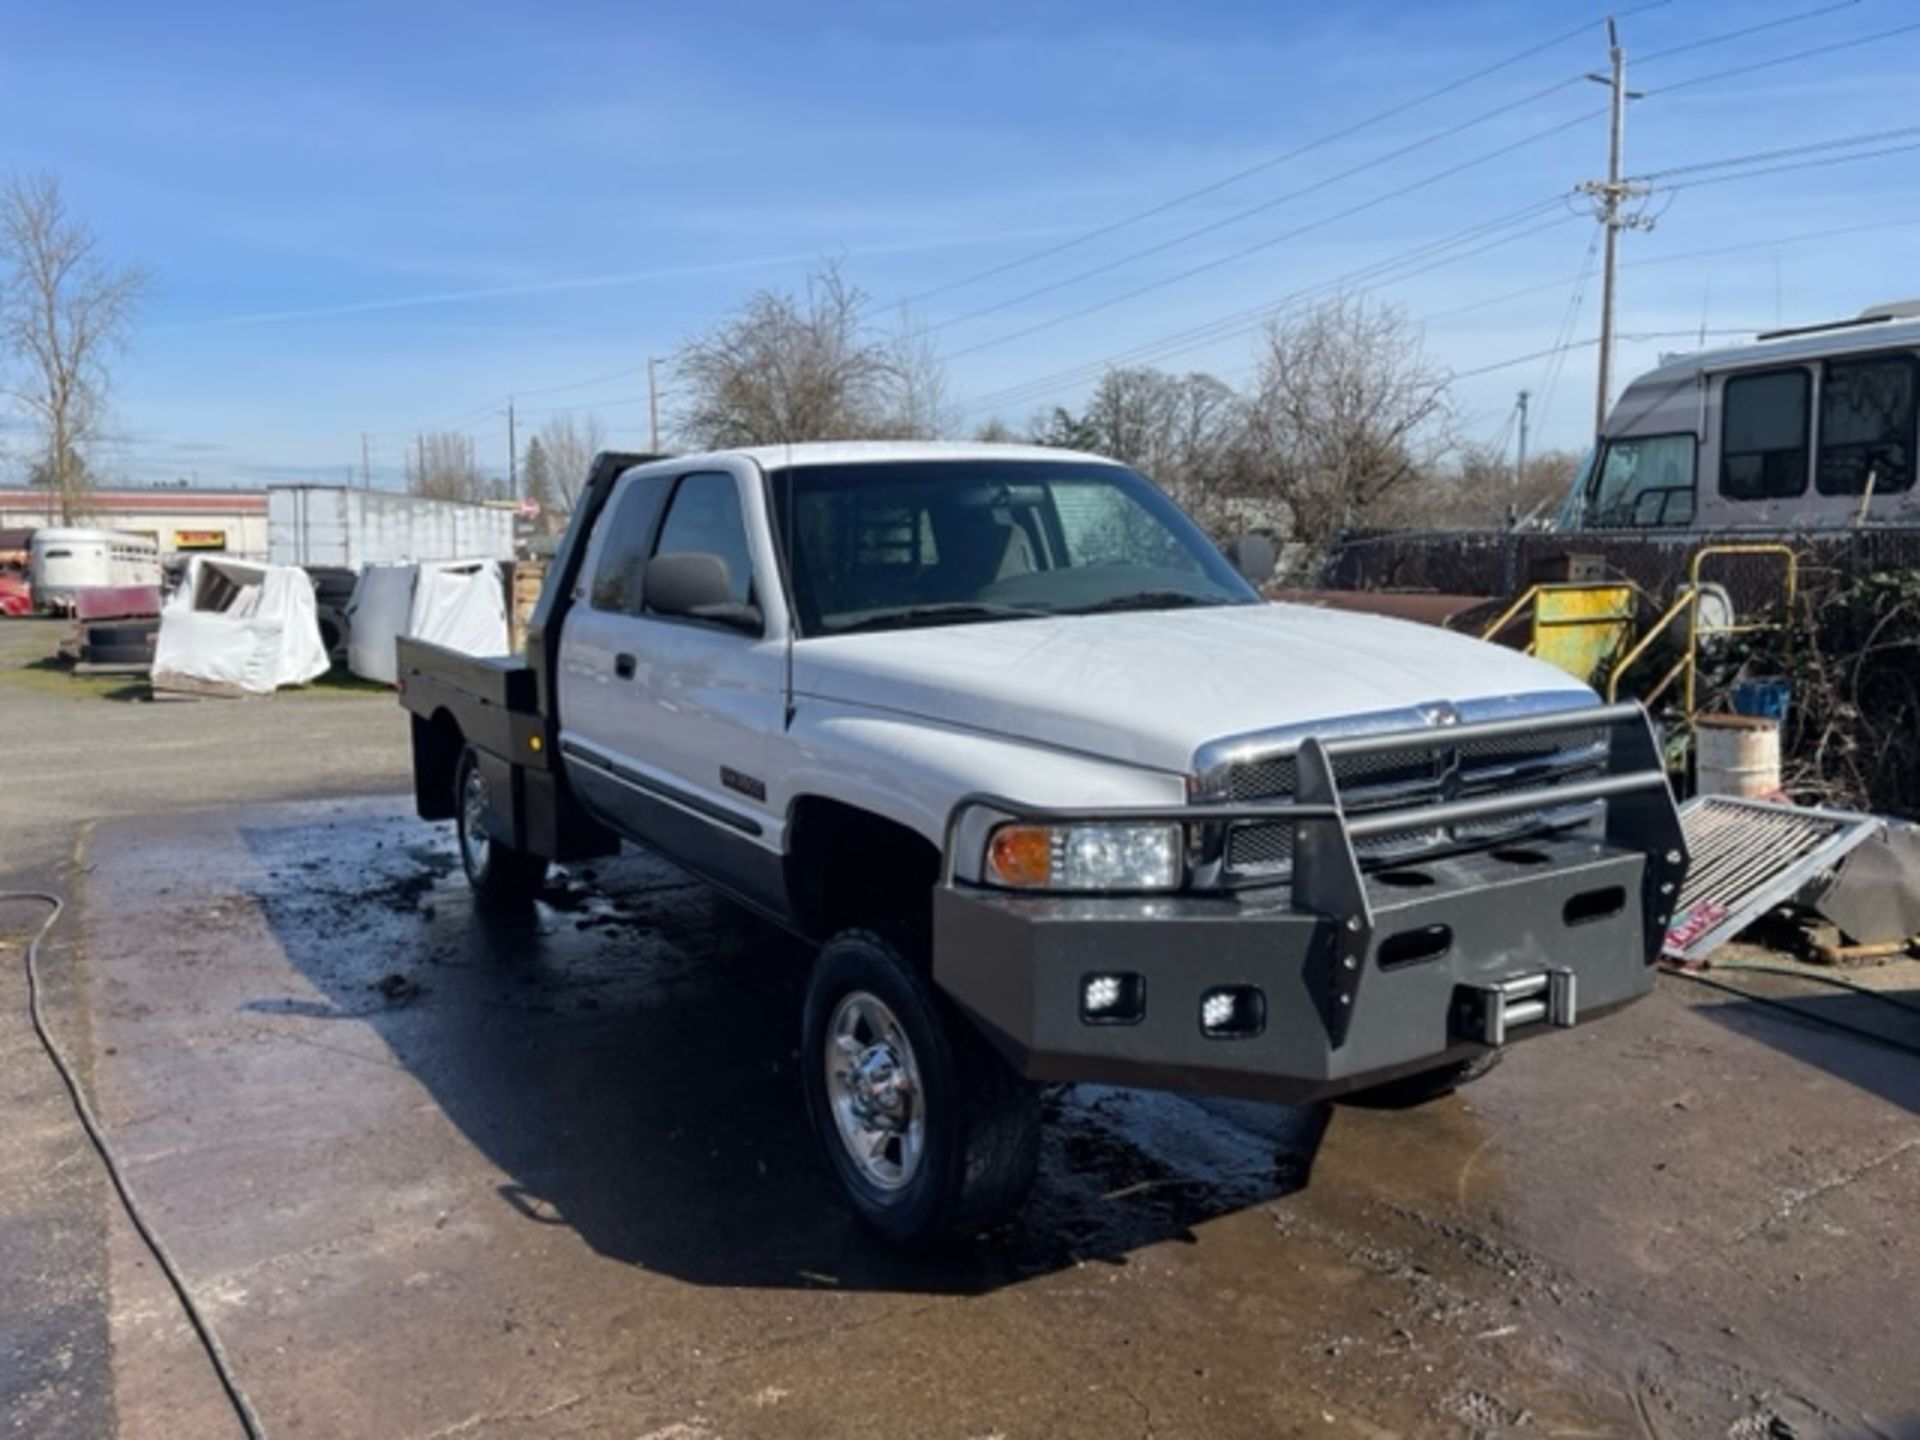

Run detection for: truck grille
[[1217, 727, 1609, 880]]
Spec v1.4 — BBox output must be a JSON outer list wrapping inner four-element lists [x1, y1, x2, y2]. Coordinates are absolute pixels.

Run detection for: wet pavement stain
[[56, 796, 1920, 1438]]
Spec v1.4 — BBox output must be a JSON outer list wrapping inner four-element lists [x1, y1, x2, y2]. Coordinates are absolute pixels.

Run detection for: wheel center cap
[[851, 1044, 911, 1124]]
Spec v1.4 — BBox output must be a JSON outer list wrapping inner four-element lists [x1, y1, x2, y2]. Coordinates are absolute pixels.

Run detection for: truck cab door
[[557, 464, 788, 914]]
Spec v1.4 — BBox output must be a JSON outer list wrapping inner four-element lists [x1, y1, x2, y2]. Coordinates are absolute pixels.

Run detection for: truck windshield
[[768, 459, 1259, 637]]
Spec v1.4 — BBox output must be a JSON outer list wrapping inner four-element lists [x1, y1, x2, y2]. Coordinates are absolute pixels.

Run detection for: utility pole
[[360, 433, 372, 488], [646, 357, 661, 453], [507, 399, 518, 502], [1580, 18, 1650, 440], [1515, 389, 1530, 494], [415, 433, 425, 493]]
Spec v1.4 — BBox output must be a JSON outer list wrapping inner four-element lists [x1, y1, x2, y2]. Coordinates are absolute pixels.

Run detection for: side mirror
[[643, 552, 762, 632], [1226, 533, 1277, 587]]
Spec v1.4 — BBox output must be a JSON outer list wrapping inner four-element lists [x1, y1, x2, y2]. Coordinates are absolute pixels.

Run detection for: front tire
[[802, 929, 1040, 1246], [454, 746, 547, 902]]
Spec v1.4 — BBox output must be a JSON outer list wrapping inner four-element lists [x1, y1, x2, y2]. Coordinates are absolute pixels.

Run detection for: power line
[[942, 108, 1603, 367], [894, 0, 1676, 310], [1630, 123, 1920, 180], [512, 361, 651, 401], [1646, 16, 1920, 94], [923, 0, 1855, 342], [1533, 229, 1605, 433], [953, 9, 1920, 424], [1656, 139, 1920, 192], [1422, 213, 1920, 328], [954, 201, 1579, 416], [930, 73, 1589, 335], [1633, 0, 1858, 64], [1448, 327, 1759, 383]]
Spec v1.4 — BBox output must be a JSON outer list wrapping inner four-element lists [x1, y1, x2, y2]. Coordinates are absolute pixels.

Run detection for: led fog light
[[1200, 986, 1265, 1039], [1080, 972, 1145, 1025]]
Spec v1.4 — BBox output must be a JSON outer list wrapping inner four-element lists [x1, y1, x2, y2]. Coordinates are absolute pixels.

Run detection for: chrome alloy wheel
[[460, 763, 492, 878], [824, 990, 926, 1191]]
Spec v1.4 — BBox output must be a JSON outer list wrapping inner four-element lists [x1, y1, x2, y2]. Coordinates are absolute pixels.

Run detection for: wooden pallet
[[149, 672, 258, 700]]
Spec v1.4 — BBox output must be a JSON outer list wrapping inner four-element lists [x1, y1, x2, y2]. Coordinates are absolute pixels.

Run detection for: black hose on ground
[[2, 892, 267, 1440], [1659, 959, 1920, 1060]]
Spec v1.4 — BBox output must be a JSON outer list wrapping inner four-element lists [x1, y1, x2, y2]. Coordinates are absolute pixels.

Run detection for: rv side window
[[1720, 368, 1810, 500], [1589, 433, 1695, 528], [1817, 354, 1916, 496]]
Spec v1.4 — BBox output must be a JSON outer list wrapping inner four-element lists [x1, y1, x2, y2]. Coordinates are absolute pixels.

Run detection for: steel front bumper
[[931, 702, 1687, 1104]]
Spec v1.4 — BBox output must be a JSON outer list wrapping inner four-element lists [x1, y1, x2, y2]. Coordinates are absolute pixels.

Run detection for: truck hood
[[792, 602, 1593, 774]]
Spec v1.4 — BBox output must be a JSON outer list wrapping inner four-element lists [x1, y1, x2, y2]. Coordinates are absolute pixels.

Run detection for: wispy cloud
[[166, 225, 1074, 332]]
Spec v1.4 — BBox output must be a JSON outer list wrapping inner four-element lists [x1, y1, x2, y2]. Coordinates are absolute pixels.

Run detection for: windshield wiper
[[829, 602, 1051, 635], [1062, 590, 1224, 616]]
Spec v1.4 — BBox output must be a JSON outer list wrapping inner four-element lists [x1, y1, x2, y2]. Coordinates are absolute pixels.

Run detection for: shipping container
[[267, 486, 515, 570]]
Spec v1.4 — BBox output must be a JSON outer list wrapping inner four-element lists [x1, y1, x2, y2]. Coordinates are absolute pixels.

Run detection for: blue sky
[[2, 0, 1917, 489]]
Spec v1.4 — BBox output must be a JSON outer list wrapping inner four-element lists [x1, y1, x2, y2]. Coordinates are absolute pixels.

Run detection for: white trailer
[[267, 486, 515, 570], [28, 528, 164, 612]]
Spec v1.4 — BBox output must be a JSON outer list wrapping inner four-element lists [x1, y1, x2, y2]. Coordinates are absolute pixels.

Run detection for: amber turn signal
[[987, 825, 1053, 888]]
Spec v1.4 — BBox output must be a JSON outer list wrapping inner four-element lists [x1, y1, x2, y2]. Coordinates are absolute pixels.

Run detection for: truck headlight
[[985, 822, 1183, 892]]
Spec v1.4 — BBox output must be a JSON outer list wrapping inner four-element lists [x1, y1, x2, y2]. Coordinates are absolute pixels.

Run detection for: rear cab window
[[588, 473, 672, 613]]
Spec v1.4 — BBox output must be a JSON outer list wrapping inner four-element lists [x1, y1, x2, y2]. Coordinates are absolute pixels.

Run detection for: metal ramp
[[1664, 796, 1884, 963]]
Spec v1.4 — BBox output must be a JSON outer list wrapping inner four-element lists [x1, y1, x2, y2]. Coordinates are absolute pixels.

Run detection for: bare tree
[[1025, 366, 1265, 538], [406, 431, 484, 502], [0, 173, 149, 523], [889, 310, 950, 440], [1243, 296, 1453, 550], [674, 262, 946, 447], [535, 411, 606, 509], [1371, 445, 1582, 530]]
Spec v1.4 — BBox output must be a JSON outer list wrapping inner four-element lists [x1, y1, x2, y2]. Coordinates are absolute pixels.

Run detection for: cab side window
[[650, 472, 754, 609], [1818, 355, 1916, 496], [1720, 368, 1810, 501], [588, 474, 672, 614]]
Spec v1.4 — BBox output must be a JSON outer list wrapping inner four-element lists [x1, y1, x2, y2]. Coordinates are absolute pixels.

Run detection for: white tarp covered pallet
[[151, 556, 332, 695], [346, 559, 510, 685]]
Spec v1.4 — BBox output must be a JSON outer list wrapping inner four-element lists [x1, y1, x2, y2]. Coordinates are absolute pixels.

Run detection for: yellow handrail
[[1607, 542, 1799, 723], [1478, 584, 1544, 654], [1607, 588, 1698, 704], [1682, 543, 1797, 719]]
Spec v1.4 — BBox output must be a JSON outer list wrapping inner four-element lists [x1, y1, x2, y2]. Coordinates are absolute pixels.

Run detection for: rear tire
[[454, 746, 547, 902], [1339, 1050, 1504, 1109], [802, 928, 1040, 1246]]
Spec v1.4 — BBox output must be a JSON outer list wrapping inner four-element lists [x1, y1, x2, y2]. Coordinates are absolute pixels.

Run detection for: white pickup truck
[[397, 442, 1686, 1244]]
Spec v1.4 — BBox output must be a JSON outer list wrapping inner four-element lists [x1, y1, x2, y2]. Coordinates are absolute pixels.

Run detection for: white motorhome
[[28, 527, 164, 612], [1563, 302, 1920, 532]]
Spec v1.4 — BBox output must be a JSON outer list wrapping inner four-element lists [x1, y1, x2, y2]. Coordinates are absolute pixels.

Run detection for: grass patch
[[0, 649, 394, 703]]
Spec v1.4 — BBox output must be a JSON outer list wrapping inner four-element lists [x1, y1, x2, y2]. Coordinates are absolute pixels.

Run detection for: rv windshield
[[1586, 434, 1697, 528]]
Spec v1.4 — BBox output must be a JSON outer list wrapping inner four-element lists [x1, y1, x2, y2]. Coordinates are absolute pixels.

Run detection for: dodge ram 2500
[[398, 442, 1687, 1244]]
